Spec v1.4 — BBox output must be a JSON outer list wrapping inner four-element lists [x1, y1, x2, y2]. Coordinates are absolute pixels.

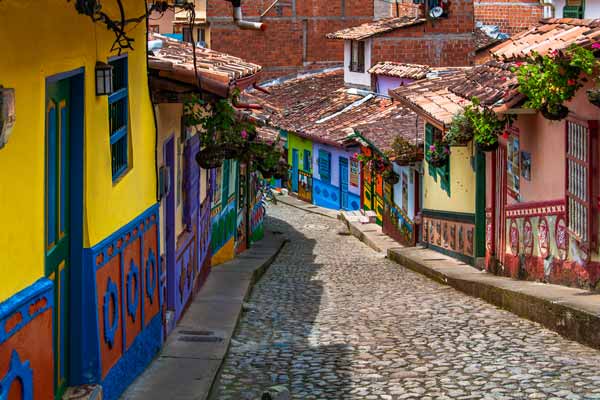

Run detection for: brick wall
[[474, 0, 542, 34], [207, 0, 374, 80], [371, 0, 476, 67]]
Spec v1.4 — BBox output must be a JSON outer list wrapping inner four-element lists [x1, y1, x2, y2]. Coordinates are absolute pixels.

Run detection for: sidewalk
[[120, 231, 287, 400], [339, 208, 600, 351], [275, 193, 339, 220]]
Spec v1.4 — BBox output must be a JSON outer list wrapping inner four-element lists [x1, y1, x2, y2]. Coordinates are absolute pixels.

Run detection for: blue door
[[292, 149, 299, 193], [340, 157, 349, 210]]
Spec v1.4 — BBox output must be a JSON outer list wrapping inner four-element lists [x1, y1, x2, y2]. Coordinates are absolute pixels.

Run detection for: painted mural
[[211, 160, 238, 266], [422, 212, 475, 263], [298, 170, 313, 203], [383, 198, 416, 246], [485, 200, 600, 289]]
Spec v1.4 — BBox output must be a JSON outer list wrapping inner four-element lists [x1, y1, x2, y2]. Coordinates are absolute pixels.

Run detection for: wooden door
[[495, 145, 507, 265], [45, 78, 71, 397], [291, 149, 299, 193], [339, 157, 349, 209]]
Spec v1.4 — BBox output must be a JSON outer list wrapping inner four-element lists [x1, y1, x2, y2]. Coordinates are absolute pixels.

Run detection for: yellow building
[[0, 2, 160, 399], [392, 72, 487, 266]]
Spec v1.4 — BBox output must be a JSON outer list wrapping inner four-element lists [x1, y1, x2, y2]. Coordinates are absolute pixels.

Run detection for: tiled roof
[[390, 72, 471, 127], [475, 27, 503, 52], [148, 33, 261, 94], [368, 62, 431, 80], [491, 18, 600, 60], [326, 17, 426, 40], [448, 60, 522, 108], [255, 126, 281, 145], [354, 105, 424, 152], [243, 69, 420, 150]]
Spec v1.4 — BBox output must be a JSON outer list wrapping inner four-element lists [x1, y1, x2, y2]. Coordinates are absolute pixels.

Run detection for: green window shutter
[[319, 149, 331, 183], [563, 4, 584, 18], [222, 160, 230, 203], [439, 162, 451, 197], [425, 124, 436, 180]]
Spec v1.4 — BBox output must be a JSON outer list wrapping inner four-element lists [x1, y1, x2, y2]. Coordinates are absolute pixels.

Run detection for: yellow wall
[[423, 147, 476, 214], [0, 0, 156, 301]]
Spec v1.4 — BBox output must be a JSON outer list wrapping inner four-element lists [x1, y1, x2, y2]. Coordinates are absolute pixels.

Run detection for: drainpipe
[[227, 0, 266, 31]]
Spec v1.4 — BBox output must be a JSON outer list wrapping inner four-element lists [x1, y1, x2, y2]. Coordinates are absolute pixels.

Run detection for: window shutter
[[319, 149, 331, 183], [222, 159, 230, 203], [425, 124, 436, 179], [566, 120, 594, 245], [358, 41, 365, 72]]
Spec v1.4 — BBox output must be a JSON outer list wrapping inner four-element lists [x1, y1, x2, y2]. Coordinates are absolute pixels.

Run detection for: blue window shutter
[[108, 55, 129, 181], [319, 149, 331, 183], [303, 150, 311, 172]]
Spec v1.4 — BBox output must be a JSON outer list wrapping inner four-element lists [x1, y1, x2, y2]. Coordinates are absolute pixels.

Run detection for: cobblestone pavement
[[211, 204, 600, 400]]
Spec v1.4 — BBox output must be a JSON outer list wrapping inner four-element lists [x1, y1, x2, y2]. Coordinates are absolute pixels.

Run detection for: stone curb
[[387, 248, 600, 351], [338, 213, 384, 253]]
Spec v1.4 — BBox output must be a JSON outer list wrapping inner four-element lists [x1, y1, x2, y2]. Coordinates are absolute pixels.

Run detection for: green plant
[[426, 141, 450, 167], [382, 169, 400, 185], [445, 112, 474, 146], [391, 136, 424, 164], [183, 91, 256, 151], [459, 97, 513, 151], [515, 45, 599, 119], [355, 151, 387, 173]]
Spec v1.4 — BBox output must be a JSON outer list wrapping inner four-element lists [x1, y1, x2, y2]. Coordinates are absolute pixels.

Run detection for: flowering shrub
[[391, 136, 424, 165], [356, 151, 387, 173], [426, 142, 450, 167], [515, 45, 599, 119]]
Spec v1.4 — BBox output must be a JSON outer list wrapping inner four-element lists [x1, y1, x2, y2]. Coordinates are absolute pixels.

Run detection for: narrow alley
[[212, 204, 600, 400]]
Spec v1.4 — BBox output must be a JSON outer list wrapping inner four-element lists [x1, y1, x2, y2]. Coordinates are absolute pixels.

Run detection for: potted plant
[[391, 136, 424, 165], [382, 169, 400, 185], [465, 97, 513, 152], [426, 142, 450, 167], [445, 112, 474, 146], [357, 151, 387, 174], [196, 145, 227, 169], [515, 45, 599, 120]]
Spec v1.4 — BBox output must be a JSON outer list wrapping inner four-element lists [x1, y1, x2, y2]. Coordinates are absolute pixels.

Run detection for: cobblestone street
[[211, 204, 600, 400]]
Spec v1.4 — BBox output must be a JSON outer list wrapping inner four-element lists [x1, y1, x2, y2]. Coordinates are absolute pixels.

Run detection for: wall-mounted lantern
[[0, 86, 16, 149], [95, 62, 114, 96]]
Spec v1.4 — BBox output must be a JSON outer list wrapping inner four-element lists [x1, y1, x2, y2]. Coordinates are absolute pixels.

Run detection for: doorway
[[291, 149, 299, 193], [339, 157, 349, 210], [45, 68, 84, 398], [164, 136, 176, 312]]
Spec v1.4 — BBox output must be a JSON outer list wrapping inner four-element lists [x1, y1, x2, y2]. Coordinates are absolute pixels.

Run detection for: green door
[[45, 79, 71, 398]]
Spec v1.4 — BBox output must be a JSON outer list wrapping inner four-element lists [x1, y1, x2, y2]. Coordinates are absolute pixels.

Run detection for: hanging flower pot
[[196, 146, 226, 169], [475, 139, 499, 152], [540, 103, 569, 121], [587, 88, 600, 108], [426, 142, 450, 167], [383, 170, 400, 185], [392, 136, 424, 165], [445, 112, 474, 146]]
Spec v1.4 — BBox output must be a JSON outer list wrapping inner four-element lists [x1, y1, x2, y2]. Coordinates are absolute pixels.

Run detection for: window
[[425, 123, 450, 196], [183, 27, 206, 45], [109, 55, 129, 180], [149, 25, 160, 33], [566, 120, 596, 246], [563, 0, 585, 18], [349, 40, 365, 73], [506, 127, 520, 201], [318, 149, 331, 183], [303, 149, 311, 172]]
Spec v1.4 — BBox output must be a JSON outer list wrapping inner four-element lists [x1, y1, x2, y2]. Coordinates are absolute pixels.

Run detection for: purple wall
[[376, 76, 415, 96]]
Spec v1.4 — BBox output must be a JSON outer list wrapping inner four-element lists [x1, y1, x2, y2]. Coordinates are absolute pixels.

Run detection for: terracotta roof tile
[[475, 27, 503, 52], [354, 105, 424, 152], [448, 60, 522, 107], [368, 62, 431, 80], [326, 17, 426, 40], [491, 18, 600, 60], [148, 33, 261, 85], [243, 70, 421, 150], [390, 72, 471, 127]]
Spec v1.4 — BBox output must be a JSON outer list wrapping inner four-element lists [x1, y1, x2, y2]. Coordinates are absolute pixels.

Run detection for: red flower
[[567, 79, 576, 86], [515, 61, 524, 67], [550, 49, 559, 57], [592, 42, 600, 50]]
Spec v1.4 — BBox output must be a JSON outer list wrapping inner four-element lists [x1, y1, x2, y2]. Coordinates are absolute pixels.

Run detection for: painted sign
[[350, 158, 359, 187]]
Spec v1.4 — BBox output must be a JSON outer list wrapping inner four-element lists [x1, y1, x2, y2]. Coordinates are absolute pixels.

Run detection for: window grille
[[109, 56, 129, 180], [566, 120, 591, 244]]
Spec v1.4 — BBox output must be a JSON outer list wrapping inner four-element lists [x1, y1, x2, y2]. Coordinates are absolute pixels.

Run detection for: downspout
[[227, 0, 266, 31]]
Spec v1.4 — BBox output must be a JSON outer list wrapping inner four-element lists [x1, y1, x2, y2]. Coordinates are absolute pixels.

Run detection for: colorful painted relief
[[0, 279, 54, 400], [422, 212, 475, 263], [72, 205, 162, 400], [487, 200, 600, 289], [383, 199, 416, 246], [298, 170, 313, 203]]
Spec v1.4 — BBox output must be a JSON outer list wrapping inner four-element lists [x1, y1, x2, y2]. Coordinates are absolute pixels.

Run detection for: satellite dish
[[429, 6, 443, 18]]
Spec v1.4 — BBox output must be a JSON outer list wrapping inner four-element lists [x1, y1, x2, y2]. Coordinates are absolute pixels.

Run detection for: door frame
[[339, 157, 349, 210], [163, 135, 176, 311], [45, 67, 85, 396]]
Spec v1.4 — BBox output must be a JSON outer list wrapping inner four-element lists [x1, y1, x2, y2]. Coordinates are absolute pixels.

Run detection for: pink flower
[[515, 61, 524, 67], [353, 152, 358, 158], [550, 49, 558, 57], [241, 130, 248, 139], [443, 147, 450, 154], [429, 145, 436, 152], [592, 42, 600, 50]]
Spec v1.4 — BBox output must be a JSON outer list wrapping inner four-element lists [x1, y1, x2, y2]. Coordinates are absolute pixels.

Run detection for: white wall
[[548, 0, 600, 18], [392, 164, 416, 220], [343, 39, 373, 88]]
